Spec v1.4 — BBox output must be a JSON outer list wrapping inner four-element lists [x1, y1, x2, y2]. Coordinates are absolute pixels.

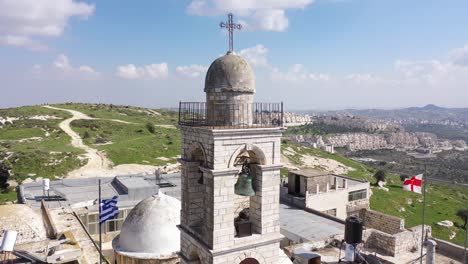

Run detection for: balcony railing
[[178, 102, 283, 128]]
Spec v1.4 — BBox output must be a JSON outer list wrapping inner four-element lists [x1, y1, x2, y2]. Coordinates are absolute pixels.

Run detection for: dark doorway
[[295, 174, 300, 194], [239, 258, 260, 264]]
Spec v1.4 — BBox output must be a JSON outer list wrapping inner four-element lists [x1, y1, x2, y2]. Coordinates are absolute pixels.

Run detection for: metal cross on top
[[220, 13, 242, 52]]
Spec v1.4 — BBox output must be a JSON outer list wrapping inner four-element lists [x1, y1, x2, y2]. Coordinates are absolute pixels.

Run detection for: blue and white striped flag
[[99, 196, 119, 224]]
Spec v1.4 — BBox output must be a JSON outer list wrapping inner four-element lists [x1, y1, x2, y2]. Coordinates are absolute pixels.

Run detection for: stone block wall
[[393, 225, 428, 255], [362, 223, 430, 257], [434, 237, 468, 263], [306, 175, 330, 193], [206, 92, 254, 127], [346, 199, 369, 215], [179, 126, 284, 264], [363, 229, 397, 256], [359, 209, 404, 235]]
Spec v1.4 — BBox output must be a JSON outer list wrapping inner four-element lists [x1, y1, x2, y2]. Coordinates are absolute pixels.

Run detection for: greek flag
[[99, 196, 119, 224]]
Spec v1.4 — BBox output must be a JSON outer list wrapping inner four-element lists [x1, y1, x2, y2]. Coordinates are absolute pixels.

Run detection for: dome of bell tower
[[204, 51, 255, 94]]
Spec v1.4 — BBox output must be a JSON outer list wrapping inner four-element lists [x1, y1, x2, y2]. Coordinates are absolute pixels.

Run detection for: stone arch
[[234, 252, 266, 264], [186, 141, 207, 166], [228, 143, 267, 168]]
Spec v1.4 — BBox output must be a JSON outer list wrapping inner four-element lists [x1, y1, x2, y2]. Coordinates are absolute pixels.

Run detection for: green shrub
[[146, 122, 155, 134]]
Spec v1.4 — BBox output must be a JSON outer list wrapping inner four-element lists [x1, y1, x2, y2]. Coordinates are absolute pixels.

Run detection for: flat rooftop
[[19, 173, 181, 211], [289, 169, 368, 186], [19, 173, 344, 245], [280, 203, 344, 243], [289, 169, 330, 178]]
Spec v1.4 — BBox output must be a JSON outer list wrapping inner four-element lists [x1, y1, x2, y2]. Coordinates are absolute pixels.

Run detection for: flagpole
[[420, 164, 428, 264], [99, 179, 102, 264]]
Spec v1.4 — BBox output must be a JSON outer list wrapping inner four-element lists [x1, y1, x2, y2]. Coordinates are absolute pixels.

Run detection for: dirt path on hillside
[[44, 105, 113, 178], [43, 105, 179, 178]]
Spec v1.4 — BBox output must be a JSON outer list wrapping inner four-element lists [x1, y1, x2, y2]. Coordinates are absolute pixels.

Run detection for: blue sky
[[1, 0, 468, 110]]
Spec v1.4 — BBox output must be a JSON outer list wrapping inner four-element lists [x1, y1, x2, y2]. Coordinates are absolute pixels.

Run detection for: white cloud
[[187, 0, 314, 32], [53, 54, 98, 76], [239, 44, 269, 67], [176, 65, 208, 78], [345, 73, 381, 83], [54, 54, 72, 71], [0, 0, 95, 50], [33, 54, 99, 79], [250, 9, 288, 31], [449, 43, 468, 66], [116, 63, 169, 80], [271, 64, 330, 82]]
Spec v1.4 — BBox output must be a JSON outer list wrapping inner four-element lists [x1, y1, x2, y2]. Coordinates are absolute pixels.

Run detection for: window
[[84, 209, 128, 235], [348, 189, 367, 201]]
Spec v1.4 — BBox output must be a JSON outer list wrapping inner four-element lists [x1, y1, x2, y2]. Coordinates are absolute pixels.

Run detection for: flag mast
[[99, 179, 102, 264], [420, 164, 428, 264]]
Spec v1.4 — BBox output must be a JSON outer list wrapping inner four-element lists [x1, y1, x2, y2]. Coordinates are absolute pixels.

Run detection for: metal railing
[[178, 102, 284, 128]]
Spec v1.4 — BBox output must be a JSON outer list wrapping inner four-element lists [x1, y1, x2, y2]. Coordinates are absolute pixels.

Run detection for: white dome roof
[[113, 192, 181, 258]]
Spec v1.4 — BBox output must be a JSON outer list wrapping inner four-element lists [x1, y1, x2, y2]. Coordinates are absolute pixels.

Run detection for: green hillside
[[1, 103, 467, 247], [56, 103, 180, 165], [282, 141, 468, 246], [0, 103, 179, 202]]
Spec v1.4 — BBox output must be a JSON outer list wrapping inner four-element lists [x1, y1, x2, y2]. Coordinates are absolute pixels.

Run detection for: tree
[[0, 162, 11, 189], [146, 122, 155, 134], [456, 208, 468, 229], [457, 208, 468, 262], [373, 170, 386, 186]]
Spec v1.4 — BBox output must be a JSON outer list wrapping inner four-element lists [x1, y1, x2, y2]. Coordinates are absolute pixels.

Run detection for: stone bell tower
[[177, 49, 285, 264], [177, 13, 284, 264], [179, 51, 284, 264]]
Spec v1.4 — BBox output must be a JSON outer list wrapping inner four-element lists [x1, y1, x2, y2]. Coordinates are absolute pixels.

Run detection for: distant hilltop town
[[283, 110, 468, 154]]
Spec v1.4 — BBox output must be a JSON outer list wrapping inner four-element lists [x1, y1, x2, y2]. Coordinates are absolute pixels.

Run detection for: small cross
[[220, 13, 242, 52]]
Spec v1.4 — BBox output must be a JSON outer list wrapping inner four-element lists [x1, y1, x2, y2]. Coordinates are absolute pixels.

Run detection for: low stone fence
[[359, 209, 404, 235], [434, 237, 468, 263]]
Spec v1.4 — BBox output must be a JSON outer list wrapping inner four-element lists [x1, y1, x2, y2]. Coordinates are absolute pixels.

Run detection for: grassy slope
[[0, 106, 84, 181], [56, 103, 181, 166], [282, 141, 468, 246], [0, 106, 85, 202]]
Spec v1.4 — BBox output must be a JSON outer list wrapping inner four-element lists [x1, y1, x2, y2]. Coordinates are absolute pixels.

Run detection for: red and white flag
[[403, 174, 423, 193]]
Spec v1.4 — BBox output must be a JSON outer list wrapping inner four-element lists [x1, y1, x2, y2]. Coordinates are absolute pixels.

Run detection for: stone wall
[[363, 229, 397, 256], [359, 209, 404, 235], [179, 126, 284, 264], [434, 237, 468, 263], [363, 225, 430, 257], [393, 226, 427, 256], [305, 175, 329, 193], [280, 185, 306, 209], [346, 199, 369, 215]]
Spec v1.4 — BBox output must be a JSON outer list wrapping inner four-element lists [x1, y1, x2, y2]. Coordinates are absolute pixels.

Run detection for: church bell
[[234, 163, 255, 196]]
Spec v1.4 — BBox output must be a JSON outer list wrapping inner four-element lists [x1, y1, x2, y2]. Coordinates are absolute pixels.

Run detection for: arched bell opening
[[186, 142, 207, 185], [232, 149, 264, 238], [239, 258, 260, 264], [184, 142, 207, 237]]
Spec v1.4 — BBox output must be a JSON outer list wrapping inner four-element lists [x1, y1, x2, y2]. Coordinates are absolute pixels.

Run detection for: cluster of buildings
[[1, 44, 466, 264], [290, 131, 467, 154]]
